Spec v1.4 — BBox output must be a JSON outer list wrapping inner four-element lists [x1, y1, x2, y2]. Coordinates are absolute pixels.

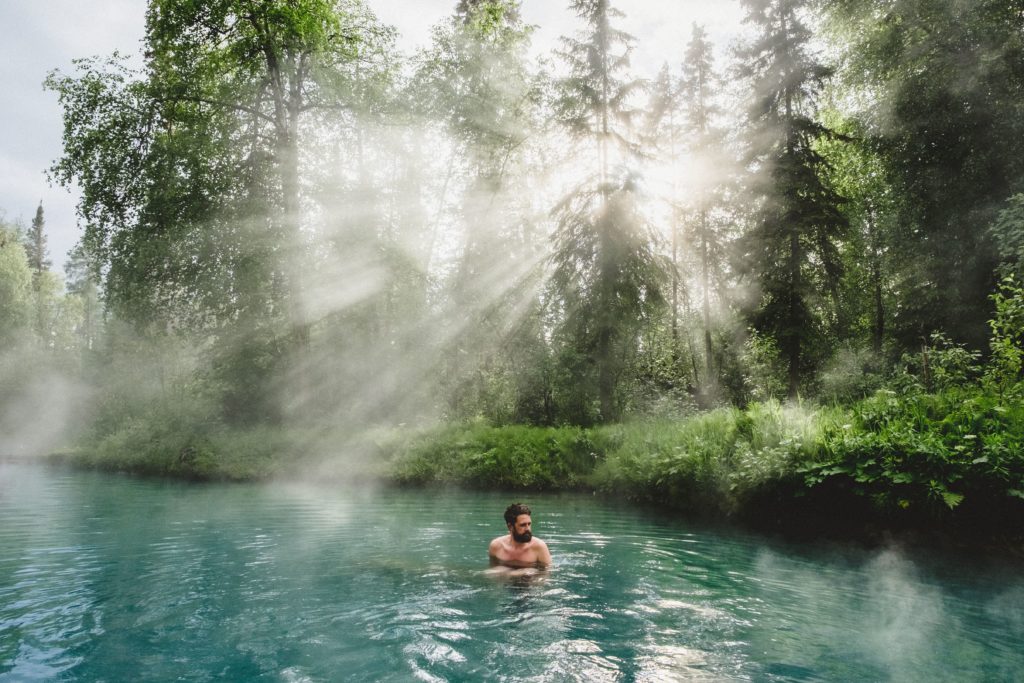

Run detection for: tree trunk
[[787, 228, 802, 401], [700, 208, 713, 385], [867, 203, 884, 355]]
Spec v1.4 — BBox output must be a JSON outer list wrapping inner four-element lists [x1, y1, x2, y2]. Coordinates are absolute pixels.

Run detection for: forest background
[[3, 0, 1024, 536]]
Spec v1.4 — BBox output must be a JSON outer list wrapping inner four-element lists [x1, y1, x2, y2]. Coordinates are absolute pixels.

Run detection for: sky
[[0, 0, 744, 273]]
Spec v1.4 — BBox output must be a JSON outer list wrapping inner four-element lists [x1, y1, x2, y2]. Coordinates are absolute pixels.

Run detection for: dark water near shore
[[2, 461, 1023, 681]]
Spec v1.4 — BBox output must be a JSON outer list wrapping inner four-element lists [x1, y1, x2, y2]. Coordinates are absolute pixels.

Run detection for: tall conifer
[[551, 0, 665, 422], [24, 202, 51, 280], [738, 0, 847, 398]]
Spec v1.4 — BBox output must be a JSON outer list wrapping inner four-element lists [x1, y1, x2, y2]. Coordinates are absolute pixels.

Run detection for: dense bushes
[[387, 401, 842, 516], [586, 402, 839, 515], [389, 387, 1024, 532], [805, 387, 1024, 522], [390, 422, 599, 490], [65, 366, 1024, 537]]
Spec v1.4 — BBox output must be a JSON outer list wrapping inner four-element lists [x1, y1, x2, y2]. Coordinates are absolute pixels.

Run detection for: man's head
[[504, 502, 533, 543]]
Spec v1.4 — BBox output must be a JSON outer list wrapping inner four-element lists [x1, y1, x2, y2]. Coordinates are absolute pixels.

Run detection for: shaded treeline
[[4, 0, 1024, 445]]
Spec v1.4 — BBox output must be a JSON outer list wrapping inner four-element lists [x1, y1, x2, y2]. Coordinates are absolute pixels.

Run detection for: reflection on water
[[2, 461, 1023, 681]]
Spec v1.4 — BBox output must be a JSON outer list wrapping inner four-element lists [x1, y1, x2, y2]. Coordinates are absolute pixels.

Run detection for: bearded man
[[488, 502, 552, 569]]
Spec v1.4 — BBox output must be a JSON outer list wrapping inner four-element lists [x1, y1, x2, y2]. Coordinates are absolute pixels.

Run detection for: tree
[[23, 203, 51, 279], [0, 221, 33, 348], [990, 194, 1024, 280], [550, 0, 666, 422], [145, 0, 395, 343], [47, 0, 397, 423], [738, 0, 848, 399], [22, 202, 58, 347], [416, 0, 544, 421], [677, 24, 733, 393], [818, 115, 897, 356], [822, 0, 1024, 351], [65, 243, 104, 352]]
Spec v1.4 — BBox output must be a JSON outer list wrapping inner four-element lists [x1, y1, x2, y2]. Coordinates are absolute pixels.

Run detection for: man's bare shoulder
[[532, 537, 552, 565]]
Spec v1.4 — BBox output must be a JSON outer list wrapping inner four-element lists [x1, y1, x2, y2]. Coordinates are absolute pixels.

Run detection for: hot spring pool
[[2, 462, 1022, 681]]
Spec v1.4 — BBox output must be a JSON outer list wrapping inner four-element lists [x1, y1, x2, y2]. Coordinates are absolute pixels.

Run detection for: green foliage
[[591, 401, 833, 514], [822, 0, 1024, 350], [985, 276, 1024, 394], [990, 194, 1024, 278], [391, 422, 599, 490], [893, 333, 981, 394], [391, 401, 838, 515], [738, 330, 787, 403], [0, 224, 33, 347], [805, 388, 1024, 517], [818, 346, 885, 404], [80, 413, 296, 481], [737, 0, 849, 399]]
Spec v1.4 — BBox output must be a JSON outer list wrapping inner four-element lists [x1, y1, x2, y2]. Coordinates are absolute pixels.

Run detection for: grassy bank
[[60, 387, 1024, 537], [389, 389, 1024, 534], [390, 402, 839, 517]]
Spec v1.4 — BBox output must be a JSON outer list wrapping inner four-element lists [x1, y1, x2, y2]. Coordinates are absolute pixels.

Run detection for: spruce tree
[[678, 24, 730, 392], [738, 0, 848, 399], [417, 0, 541, 422], [551, 0, 666, 422], [23, 202, 56, 347], [24, 202, 51, 280]]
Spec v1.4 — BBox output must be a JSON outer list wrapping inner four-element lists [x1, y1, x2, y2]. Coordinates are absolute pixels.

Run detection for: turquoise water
[[2, 462, 1023, 681]]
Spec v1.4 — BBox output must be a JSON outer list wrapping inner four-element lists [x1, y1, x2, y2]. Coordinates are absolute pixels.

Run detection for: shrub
[[804, 388, 1024, 519], [390, 422, 599, 490]]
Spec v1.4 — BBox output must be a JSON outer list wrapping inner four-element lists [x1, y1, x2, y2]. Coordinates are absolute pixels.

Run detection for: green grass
[[588, 401, 843, 515]]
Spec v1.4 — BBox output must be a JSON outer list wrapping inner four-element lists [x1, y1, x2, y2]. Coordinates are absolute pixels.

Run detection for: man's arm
[[534, 538, 552, 567], [488, 537, 502, 561]]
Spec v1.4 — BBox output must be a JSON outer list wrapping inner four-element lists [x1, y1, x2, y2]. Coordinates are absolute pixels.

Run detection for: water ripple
[[2, 464, 1024, 681]]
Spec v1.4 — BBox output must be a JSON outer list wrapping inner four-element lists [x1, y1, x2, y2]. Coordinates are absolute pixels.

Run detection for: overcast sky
[[0, 0, 744, 272]]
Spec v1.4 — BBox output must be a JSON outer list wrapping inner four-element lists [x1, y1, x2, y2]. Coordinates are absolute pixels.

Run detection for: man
[[488, 502, 552, 569]]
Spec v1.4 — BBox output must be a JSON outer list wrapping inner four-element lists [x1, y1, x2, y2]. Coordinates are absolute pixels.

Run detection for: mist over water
[[0, 351, 91, 458], [2, 463, 1022, 681]]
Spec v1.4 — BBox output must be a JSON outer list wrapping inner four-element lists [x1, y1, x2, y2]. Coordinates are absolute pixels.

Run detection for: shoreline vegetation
[[40, 382, 1024, 551]]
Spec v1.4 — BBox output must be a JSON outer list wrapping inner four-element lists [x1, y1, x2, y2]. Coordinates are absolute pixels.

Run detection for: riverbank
[[47, 387, 1024, 547]]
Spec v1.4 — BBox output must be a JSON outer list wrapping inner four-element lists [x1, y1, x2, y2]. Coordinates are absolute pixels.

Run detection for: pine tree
[[642, 64, 684, 343], [551, 0, 666, 422], [415, 0, 541, 421], [738, 0, 848, 399], [23, 202, 57, 347], [24, 202, 51, 280], [678, 24, 731, 393]]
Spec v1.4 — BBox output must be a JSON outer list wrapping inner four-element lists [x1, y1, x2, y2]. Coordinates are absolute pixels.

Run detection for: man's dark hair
[[504, 502, 531, 526]]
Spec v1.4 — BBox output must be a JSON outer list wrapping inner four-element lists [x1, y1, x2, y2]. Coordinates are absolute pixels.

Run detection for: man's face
[[509, 514, 532, 543]]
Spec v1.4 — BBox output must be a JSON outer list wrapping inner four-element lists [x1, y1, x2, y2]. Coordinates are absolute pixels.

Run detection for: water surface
[[2, 462, 1023, 681]]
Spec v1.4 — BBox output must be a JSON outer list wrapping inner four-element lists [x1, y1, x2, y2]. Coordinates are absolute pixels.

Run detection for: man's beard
[[512, 529, 532, 543]]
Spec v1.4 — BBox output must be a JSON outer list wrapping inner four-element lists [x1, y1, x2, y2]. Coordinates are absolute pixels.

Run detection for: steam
[[747, 545, 1008, 678], [0, 349, 92, 458]]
